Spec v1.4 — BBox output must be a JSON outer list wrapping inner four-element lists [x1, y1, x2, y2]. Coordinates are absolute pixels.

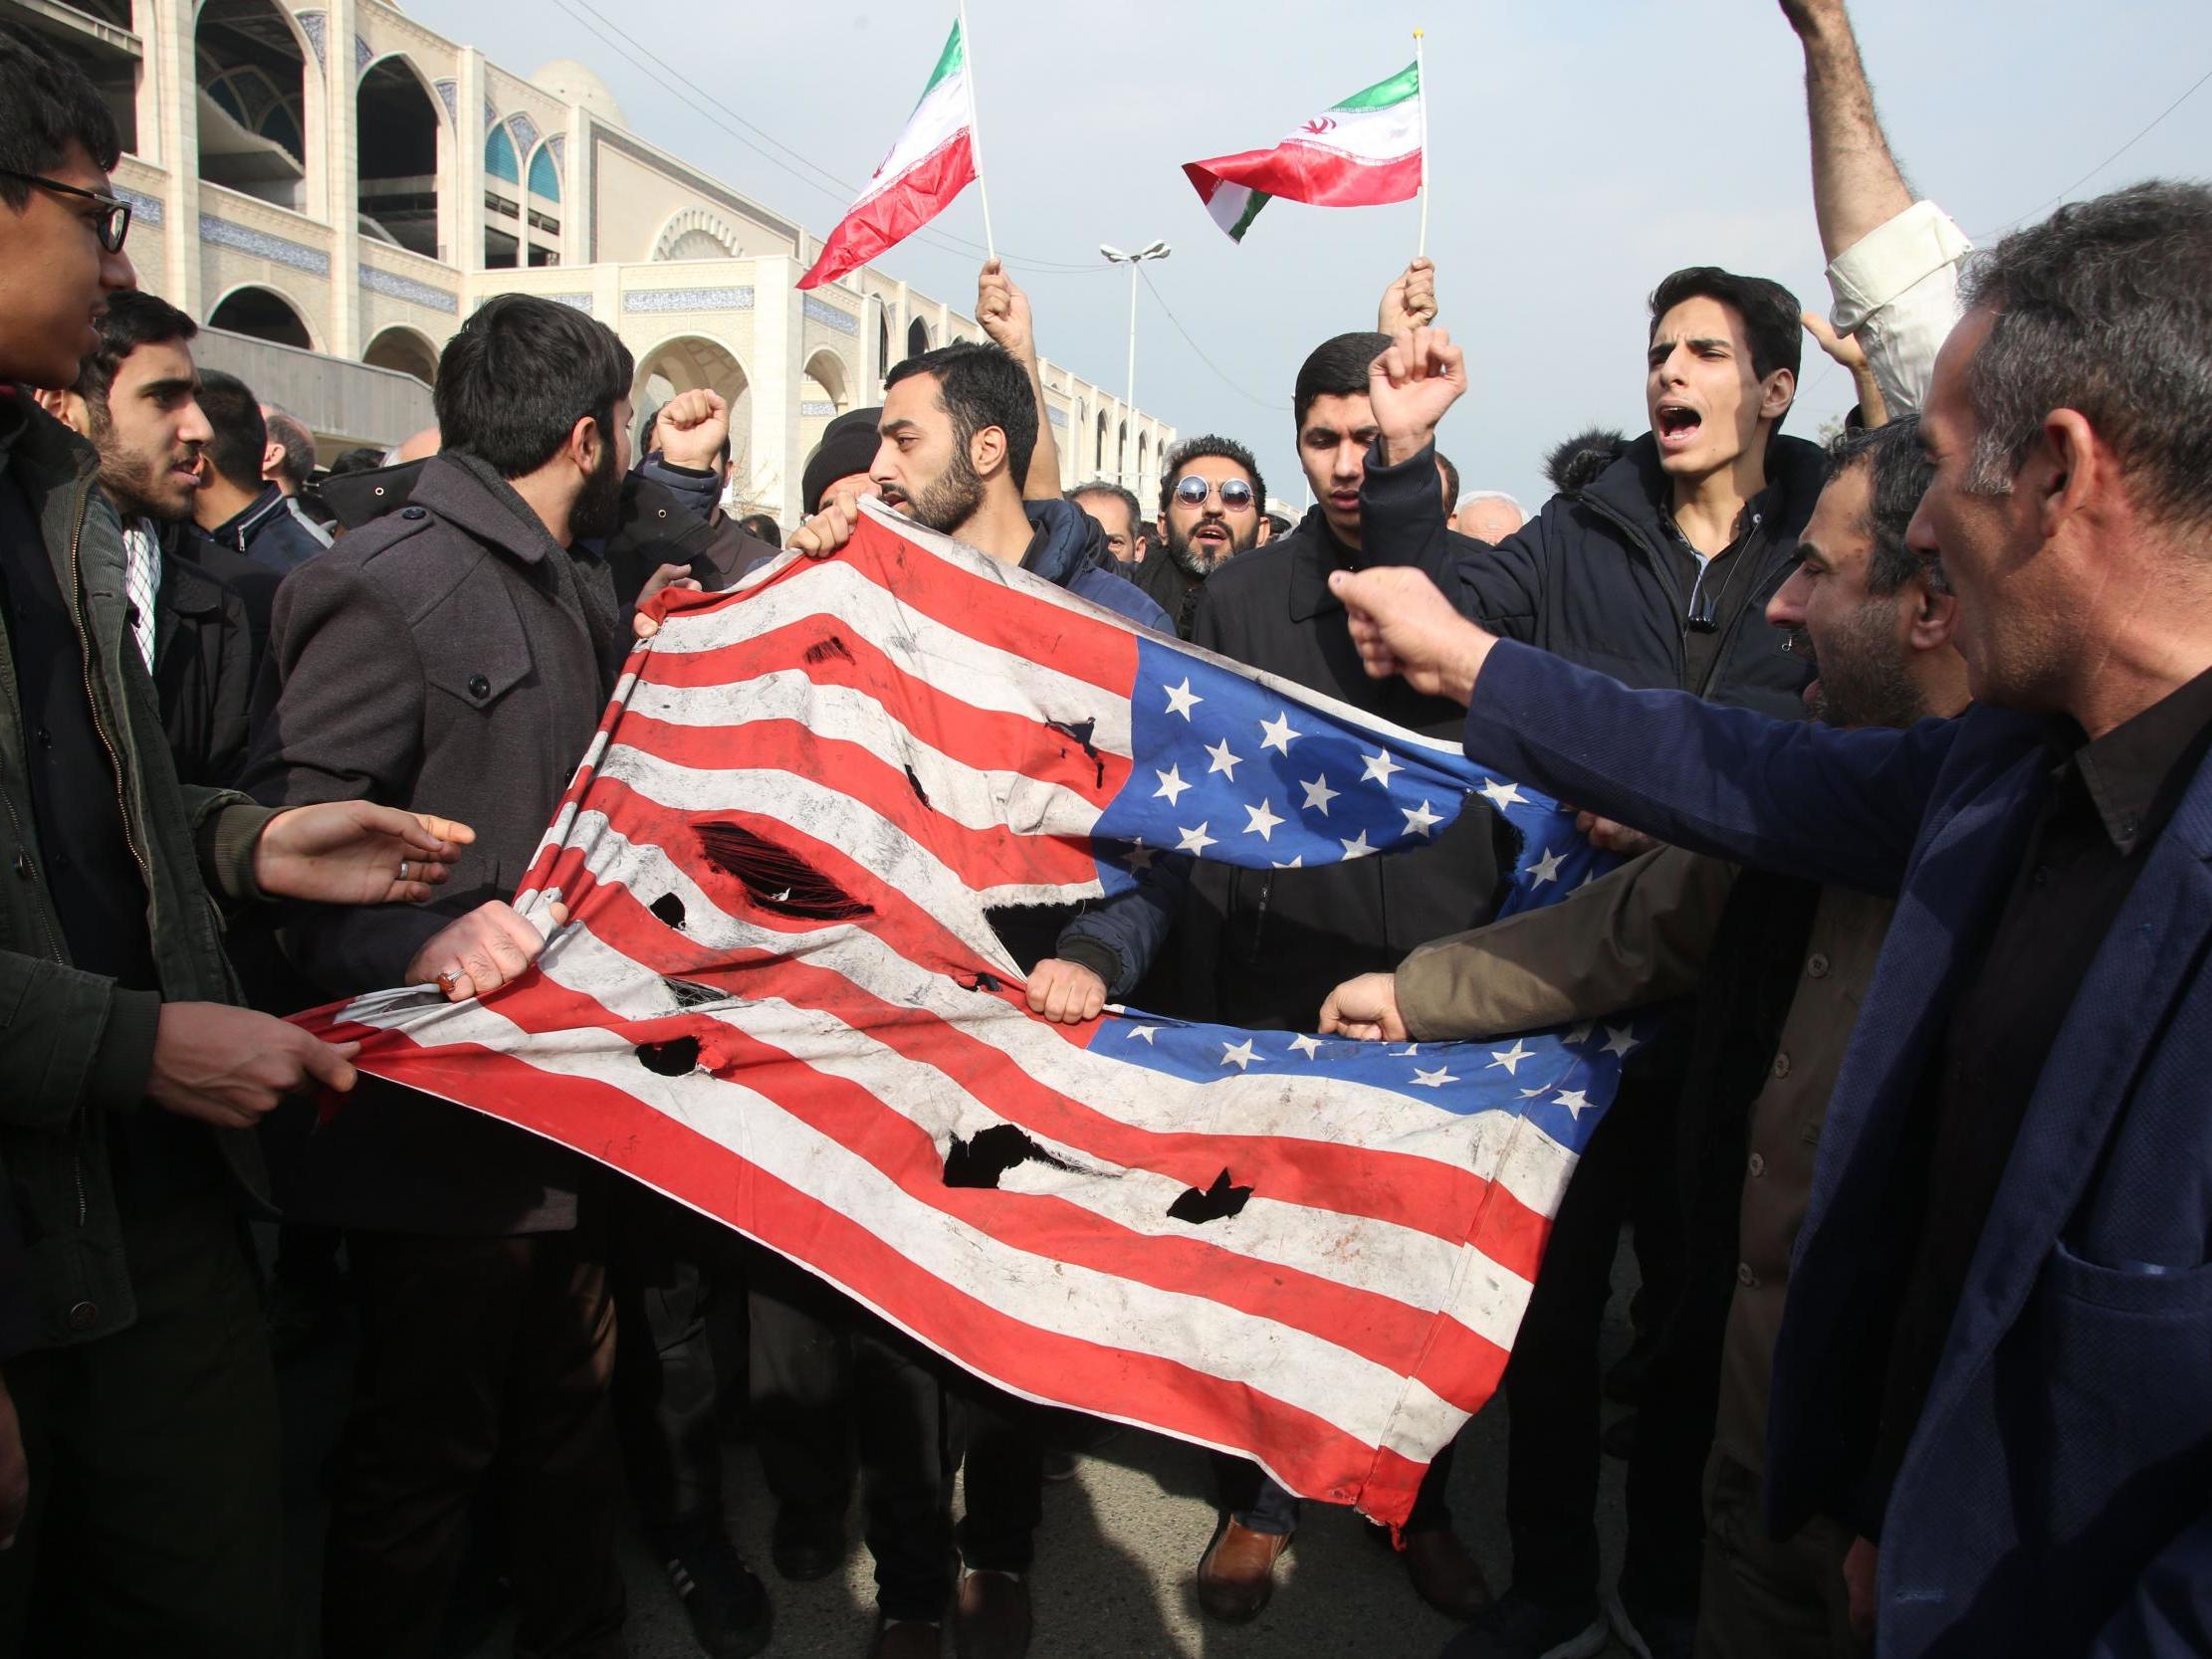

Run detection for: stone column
[[325, 0, 361, 357], [149, 0, 198, 312], [456, 48, 487, 281], [750, 259, 804, 523]]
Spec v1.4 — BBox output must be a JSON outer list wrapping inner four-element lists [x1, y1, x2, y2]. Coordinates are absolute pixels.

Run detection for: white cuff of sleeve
[[1828, 201, 1974, 334]]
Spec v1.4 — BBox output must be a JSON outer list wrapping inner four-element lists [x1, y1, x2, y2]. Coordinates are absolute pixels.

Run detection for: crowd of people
[[2, 1, 2209, 1657]]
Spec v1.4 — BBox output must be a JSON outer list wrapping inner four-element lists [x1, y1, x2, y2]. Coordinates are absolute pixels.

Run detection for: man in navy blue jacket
[[1329, 180, 2212, 1659]]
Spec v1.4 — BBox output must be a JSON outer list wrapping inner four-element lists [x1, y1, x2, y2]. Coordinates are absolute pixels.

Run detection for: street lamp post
[[1099, 239, 1170, 491]]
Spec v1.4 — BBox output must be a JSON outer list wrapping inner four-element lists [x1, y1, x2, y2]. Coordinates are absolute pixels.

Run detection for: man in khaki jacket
[[1324, 416, 1965, 1659]]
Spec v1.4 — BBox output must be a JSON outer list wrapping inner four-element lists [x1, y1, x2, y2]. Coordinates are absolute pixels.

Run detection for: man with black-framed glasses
[[1128, 434, 1266, 638]]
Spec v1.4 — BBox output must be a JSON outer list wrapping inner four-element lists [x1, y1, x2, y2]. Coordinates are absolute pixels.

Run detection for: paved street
[[277, 1239, 1641, 1659]]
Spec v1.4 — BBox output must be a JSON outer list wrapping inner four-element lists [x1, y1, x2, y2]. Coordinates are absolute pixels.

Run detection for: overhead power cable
[[1975, 61, 2212, 239], [1138, 267, 1278, 411]]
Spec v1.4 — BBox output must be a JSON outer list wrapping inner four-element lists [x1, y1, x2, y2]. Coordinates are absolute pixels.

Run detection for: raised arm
[[976, 260, 1062, 502], [1785, 0, 1910, 259]]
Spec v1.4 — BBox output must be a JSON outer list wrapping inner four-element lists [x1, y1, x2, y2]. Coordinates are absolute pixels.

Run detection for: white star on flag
[[1286, 1033, 1324, 1059], [1360, 748, 1404, 787], [1205, 738, 1243, 780], [1486, 1040, 1534, 1075], [1339, 830, 1375, 859], [1177, 822, 1217, 854], [1411, 1067, 1458, 1088], [1401, 799, 1442, 837], [1478, 778, 1526, 811], [1563, 1022, 1595, 1047], [1164, 678, 1203, 720], [1603, 1025, 1642, 1059], [1526, 848, 1567, 886], [1219, 1039, 1259, 1071], [1554, 1089, 1593, 1119], [1153, 765, 1190, 804], [1243, 799, 1284, 841], [1126, 1026, 1159, 1044], [1300, 775, 1338, 815], [1271, 856, 1304, 869], [1258, 713, 1300, 753]]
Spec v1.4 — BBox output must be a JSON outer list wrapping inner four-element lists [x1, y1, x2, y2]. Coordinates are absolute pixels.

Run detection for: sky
[[414, 0, 2212, 519]]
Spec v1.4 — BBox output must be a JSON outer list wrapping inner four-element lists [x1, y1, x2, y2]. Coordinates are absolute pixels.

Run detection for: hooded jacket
[[989, 499, 1185, 996], [1362, 431, 1827, 719]]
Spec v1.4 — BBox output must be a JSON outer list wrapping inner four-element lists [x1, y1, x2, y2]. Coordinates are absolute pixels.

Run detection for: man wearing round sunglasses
[[1129, 435, 1266, 638]]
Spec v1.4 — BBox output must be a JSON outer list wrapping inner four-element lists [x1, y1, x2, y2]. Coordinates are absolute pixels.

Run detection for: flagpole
[[1415, 28, 1430, 260], [958, 0, 997, 262]]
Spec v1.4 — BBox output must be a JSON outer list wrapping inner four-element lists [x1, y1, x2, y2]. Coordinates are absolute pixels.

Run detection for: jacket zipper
[[1577, 493, 1691, 684]]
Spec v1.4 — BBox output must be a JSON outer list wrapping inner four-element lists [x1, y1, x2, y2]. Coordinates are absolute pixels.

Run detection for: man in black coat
[[245, 294, 768, 1659], [1127, 433, 1266, 639], [35, 288, 256, 785], [188, 368, 325, 575], [1355, 277, 1822, 1659], [1178, 329, 1501, 1627]]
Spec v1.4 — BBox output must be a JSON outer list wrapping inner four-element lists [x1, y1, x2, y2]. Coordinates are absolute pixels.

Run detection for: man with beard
[[245, 294, 689, 1659], [1322, 417, 1964, 1658], [1172, 329, 1499, 1627], [1127, 435, 1265, 638], [737, 338, 1170, 1659], [33, 289, 254, 785]]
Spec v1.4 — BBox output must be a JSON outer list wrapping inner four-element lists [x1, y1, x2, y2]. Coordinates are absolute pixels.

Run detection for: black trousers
[[748, 1250, 957, 1621], [1504, 1072, 1696, 1610], [609, 1188, 746, 1537], [0, 1194, 281, 1659], [322, 1227, 625, 1659]]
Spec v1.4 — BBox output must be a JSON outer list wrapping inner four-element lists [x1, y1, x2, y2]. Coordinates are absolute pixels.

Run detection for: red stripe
[[315, 1029, 1439, 1526], [635, 612, 1131, 804], [799, 132, 978, 291]]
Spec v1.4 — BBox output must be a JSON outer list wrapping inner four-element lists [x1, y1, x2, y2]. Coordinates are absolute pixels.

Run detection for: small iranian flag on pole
[[798, 20, 981, 290], [1183, 58, 1424, 244]]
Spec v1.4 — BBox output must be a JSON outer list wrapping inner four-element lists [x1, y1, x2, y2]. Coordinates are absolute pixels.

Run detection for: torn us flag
[[295, 502, 1641, 1526]]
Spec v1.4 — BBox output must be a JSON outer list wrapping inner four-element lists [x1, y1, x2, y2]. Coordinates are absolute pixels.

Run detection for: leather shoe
[[1197, 1519, 1292, 1622], [1403, 1527, 1492, 1620], [771, 1504, 845, 1582], [953, 1569, 1031, 1659], [867, 1616, 942, 1659]]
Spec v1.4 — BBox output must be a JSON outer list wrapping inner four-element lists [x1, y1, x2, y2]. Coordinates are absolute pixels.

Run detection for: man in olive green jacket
[[0, 26, 473, 1652]]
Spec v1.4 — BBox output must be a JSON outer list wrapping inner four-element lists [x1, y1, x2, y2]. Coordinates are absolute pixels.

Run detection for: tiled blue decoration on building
[[434, 79, 460, 124], [354, 34, 372, 76], [359, 264, 461, 313], [623, 288, 756, 314], [548, 293, 594, 313], [801, 296, 858, 336], [199, 216, 332, 277], [800, 401, 836, 418], [116, 187, 164, 226], [508, 112, 540, 152], [297, 10, 327, 68]]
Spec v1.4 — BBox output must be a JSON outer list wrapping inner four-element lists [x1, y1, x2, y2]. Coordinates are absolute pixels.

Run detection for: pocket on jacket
[[422, 592, 534, 714], [2043, 1238, 2212, 1316]]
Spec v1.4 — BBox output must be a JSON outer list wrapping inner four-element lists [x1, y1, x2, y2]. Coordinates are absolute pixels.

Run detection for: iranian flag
[[798, 21, 978, 290], [1184, 60, 1424, 243]]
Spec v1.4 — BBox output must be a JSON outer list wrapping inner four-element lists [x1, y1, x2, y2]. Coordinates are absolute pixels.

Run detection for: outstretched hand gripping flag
[[1184, 58, 1425, 243], [296, 503, 1645, 1527], [798, 20, 980, 290]]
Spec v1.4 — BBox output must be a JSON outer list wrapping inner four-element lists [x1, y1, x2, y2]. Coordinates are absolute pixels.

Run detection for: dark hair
[[1157, 434, 1264, 518], [0, 24, 119, 213], [1960, 181, 2212, 533], [263, 406, 316, 490], [1294, 331, 1389, 431], [1436, 451, 1460, 508], [328, 445, 387, 478], [1826, 416, 1940, 595], [642, 399, 733, 468], [73, 288, 196, 416], [1648, 267, 1804, 426], [194, 368, 268, 491], [1264, 511, 1293, 539], [1073, 481, 1143, 531], [1542, 425, 1629, 495], [884, 340, 1037, 487], [436, 293, 634, 478], [738, 512, 780, 548]]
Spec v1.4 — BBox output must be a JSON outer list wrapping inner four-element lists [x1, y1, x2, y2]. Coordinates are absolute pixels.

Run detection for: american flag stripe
[[307, 505, 1637, 1527], [547, 838, 1578, 1269]]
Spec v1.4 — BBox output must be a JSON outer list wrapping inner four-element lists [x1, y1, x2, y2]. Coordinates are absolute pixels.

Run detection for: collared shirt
[[121, 517, 161, 670], [1867, 664, 2212, 1525], [1661, 480, 1784, 701]]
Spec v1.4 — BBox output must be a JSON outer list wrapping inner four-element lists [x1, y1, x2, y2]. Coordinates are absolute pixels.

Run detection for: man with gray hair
[[1070, 479, 1143, 562], [1451, 491, 1526, 543], [1329, 177, 2212, 1659], [260, 401, 334, 545]]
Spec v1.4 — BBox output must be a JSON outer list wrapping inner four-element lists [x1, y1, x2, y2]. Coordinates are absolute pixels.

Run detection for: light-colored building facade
[[12, 0, 1177, 519]]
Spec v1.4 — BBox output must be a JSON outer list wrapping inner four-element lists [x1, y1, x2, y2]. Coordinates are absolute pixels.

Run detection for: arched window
[[877, 305, 892, 383], [907, 316, 930, 359], [485, 124, 519, 184], [1095, 410, 1106, 470], [528, 144, 560, 201]]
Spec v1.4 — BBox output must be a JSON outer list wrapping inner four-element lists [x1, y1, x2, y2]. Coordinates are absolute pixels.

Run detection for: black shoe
[[1438, 1588, 1606, 1659], [657, 1520, 774, 1659], [770, 1503, 846, 1582]]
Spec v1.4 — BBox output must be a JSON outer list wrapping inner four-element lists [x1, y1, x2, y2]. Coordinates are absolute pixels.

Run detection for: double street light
[[1100, 239, 1170, 489]]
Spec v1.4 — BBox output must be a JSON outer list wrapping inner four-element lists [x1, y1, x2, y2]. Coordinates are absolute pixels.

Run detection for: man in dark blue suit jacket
[[1332, 181, 2212, 1659]]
